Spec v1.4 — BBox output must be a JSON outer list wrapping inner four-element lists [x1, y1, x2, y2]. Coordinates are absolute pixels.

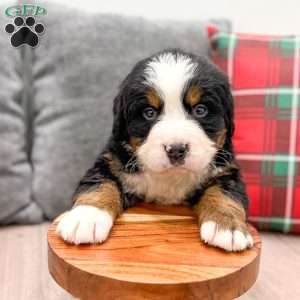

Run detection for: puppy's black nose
[[165, 143, 189, 165]]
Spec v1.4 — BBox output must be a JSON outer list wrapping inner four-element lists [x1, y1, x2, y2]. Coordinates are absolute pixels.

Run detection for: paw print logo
[[5, 16, 45, 48]]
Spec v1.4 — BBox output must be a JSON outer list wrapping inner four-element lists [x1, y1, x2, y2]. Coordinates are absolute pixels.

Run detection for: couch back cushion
[[0, 5, 44, 224], [211, 31, 300, 234]]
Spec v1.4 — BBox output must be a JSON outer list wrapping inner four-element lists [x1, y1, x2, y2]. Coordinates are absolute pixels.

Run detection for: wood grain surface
[[48, 203, 261, 300]]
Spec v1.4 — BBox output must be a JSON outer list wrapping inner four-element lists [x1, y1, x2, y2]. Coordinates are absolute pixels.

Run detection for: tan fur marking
[[146, 88, 161, 109], [194, 185, 247, 232], [74, 182, 122, 219], [186, 86, 203, 107], [215, 129, 227, 147], [129, 137, 142, 151]]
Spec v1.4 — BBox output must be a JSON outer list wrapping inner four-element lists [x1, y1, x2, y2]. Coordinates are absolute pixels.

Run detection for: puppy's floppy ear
[[223, 82, 235, 139], [112, 93, 127, 141]]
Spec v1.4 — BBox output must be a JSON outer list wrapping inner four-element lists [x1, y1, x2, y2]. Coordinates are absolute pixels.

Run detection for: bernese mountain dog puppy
[[57, 49, 253, 252]]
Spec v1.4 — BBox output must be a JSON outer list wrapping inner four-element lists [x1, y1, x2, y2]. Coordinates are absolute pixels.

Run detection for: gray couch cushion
[[0, 7, 43, 224], [30, 2, 230, 220]]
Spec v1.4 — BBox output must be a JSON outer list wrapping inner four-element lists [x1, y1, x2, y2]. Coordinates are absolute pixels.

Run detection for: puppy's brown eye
[[192, 104, 208, 118], [143, 107, 157, 121]]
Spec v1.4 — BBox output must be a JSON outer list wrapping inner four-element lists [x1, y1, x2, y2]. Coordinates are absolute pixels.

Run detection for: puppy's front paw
[[56, 205, 113, 245], [200, 220, 253, 252]]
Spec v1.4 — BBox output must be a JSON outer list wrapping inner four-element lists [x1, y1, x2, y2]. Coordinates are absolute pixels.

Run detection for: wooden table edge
[[48, 224, 261, 300]]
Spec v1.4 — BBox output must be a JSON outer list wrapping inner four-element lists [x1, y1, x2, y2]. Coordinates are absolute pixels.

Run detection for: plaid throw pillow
[[210, 32, 300, 234]]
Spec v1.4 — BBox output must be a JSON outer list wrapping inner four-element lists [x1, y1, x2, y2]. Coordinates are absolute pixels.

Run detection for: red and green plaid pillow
[[210, 31, 300, 234]]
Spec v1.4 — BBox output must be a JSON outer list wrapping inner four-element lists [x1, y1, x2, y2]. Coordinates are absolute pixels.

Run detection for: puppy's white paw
[[200, 221, 253, 252], [56, 205, 113, 245]]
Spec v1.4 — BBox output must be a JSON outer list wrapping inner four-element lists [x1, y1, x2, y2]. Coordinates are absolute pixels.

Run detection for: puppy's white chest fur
[[121, 170, 203, 205]]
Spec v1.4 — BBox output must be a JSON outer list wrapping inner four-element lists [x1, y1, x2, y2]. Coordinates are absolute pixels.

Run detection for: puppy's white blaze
[[56, 205, 113, 245], [144, 52, 197, 116], [200, 221, 253, 252], [142, 51, 216, 174]]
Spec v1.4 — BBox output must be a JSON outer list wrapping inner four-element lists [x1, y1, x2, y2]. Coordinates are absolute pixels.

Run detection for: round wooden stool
[[48, 204, 261, 300]]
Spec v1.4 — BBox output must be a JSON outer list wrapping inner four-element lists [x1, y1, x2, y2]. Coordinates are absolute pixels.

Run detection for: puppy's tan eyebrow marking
[[146, 88, 162, 109], [185, 86, 203, 106]]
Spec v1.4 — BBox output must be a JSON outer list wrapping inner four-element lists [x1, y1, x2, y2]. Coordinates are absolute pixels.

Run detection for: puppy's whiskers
[[125, 156, 138, 173], [209, 161, 218, 173]]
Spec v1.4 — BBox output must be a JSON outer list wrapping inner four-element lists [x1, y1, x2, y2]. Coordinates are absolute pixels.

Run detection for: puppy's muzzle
[[164, 143, 189, 165]]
